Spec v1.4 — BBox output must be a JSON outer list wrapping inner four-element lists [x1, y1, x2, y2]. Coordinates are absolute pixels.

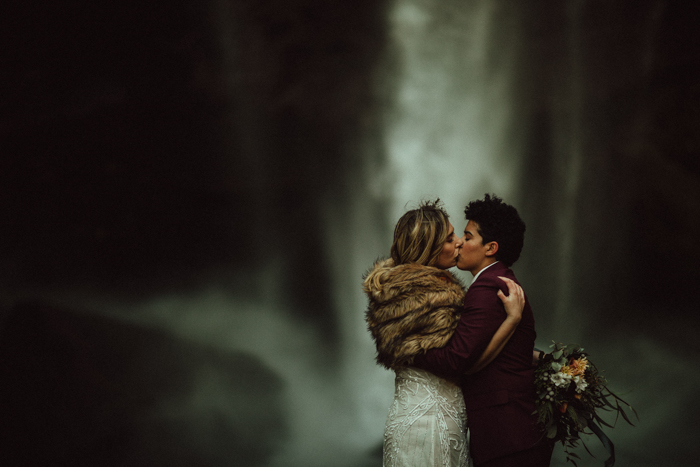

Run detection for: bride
[[363, 200, 524, 467]]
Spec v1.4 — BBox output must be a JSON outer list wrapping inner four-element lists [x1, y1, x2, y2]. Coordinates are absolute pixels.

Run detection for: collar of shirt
[[469, 261, 500, 287]]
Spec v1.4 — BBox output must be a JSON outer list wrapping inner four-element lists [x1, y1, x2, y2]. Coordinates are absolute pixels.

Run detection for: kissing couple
[[364, 194, 553, 467]]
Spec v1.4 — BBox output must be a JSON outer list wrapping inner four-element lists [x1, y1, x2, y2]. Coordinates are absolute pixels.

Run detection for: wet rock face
[[1, 0, 387, 295], [0, 302, 286, 467], [514, 0, 700, 336]]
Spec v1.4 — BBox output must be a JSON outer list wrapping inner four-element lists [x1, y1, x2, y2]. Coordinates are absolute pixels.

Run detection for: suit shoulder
[[486, 263, 518, 279], [472, 268, 517, 294], [474, 270, 507, 286], [469, 275, 500, 290]]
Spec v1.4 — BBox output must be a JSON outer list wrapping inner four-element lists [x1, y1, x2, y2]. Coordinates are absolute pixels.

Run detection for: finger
[[505, 279, 520, 295], [516, 286, 524, 300], [502, 278, 521, 292], [498, 276, 518, 292], [513, 283, 523, 296], [498, 276, 524, 300], [509, 285, 523, 303]]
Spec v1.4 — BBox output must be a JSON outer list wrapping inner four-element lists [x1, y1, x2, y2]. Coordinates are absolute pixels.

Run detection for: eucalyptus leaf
[[602, 396, 616, 409], [618, 404, 634, 426], [594, 413, 614, 428]]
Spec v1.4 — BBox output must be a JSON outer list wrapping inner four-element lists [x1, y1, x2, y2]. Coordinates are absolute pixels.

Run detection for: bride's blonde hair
[[390, 199, 450, 267]]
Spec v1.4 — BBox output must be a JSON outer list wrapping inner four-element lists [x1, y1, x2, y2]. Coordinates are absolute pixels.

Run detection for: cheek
[[441, 246, 453, 260]]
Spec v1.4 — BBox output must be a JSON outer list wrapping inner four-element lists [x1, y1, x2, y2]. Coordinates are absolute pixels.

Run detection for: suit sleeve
[[412, 276, 507, 379]]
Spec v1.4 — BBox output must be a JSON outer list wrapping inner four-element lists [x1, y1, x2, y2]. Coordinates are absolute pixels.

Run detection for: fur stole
[[362, 258, 466, 370]]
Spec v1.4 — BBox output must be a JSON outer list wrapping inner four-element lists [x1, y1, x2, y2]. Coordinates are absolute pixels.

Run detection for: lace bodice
[[383, 367, 471, 467]]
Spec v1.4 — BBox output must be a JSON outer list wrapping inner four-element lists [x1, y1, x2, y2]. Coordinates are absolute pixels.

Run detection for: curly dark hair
[[464, 194, 525, 267]]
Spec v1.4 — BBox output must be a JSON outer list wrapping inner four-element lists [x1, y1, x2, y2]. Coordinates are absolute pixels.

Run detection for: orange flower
[[568, 357, 588, 376], [559, 402, 568, 413]]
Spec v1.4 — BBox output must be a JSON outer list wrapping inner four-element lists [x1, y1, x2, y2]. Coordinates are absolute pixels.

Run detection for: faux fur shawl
[[363, 258, 466, 370]]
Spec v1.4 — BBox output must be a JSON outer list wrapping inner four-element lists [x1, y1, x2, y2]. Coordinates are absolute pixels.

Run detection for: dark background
[[1, 0, 699, 466]]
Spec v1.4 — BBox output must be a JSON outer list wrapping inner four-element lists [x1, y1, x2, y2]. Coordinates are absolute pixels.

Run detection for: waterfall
[[381, 0, 523, 222], [318, 0, 532, 462]]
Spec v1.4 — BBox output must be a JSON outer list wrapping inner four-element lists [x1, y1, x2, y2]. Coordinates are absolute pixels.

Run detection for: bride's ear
[[485, 241, 498, 257]]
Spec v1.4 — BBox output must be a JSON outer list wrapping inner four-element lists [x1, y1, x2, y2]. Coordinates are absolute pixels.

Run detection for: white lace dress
[[383, 367, 472, 467]]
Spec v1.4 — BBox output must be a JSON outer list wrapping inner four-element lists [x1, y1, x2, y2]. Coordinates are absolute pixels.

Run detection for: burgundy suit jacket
[[412, 262, 542, 465]]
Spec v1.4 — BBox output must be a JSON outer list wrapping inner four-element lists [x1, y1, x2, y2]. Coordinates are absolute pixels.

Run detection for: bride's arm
[[465, 277, 524, 375], [533, 349, 544, 366]]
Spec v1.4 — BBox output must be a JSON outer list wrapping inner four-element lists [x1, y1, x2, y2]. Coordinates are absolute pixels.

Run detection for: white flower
[[574, 375, 588, 393], [550, 372, 572, 387]]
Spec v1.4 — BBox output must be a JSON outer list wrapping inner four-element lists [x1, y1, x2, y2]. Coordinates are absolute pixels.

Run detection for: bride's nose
[[455, 237, 464, 248]]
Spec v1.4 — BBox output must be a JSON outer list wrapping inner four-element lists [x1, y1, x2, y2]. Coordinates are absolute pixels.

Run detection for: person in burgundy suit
[[412, 194, 553, 467]]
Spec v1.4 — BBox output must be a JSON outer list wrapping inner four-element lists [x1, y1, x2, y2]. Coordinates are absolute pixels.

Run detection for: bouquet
[[534, 342, 637, 466]]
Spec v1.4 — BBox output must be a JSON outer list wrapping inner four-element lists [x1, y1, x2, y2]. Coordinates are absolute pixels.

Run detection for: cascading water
[[381, 0, 522, 222], [207, 0, 535, 464], [319, 0, 532, 463]]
